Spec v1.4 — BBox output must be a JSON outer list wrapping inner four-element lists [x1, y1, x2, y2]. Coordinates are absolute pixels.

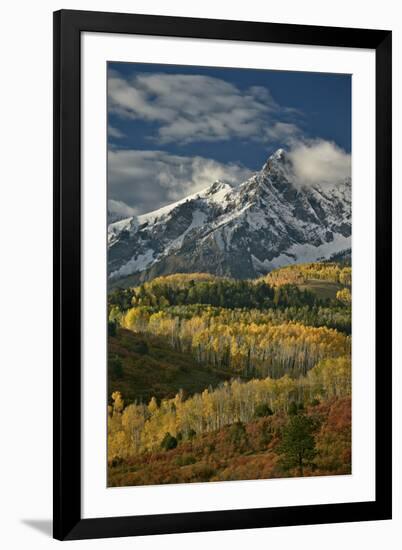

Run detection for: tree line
[[108, 355, 350, 460], [264, 262, 351, 287], [119, 307, 350, 378], [108, 278, 334, 313], [111, 302, 351, 335]]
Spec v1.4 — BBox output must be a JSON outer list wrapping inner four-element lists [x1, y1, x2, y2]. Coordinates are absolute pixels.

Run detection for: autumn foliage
[[107, 263, 352, 486], [108, 398, 351, 486]]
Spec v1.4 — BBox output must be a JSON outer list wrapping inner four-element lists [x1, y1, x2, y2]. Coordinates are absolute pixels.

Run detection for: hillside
[[263, 261, 351, 300], [298, 280, 344, 300], [108, 329, 233, 404], [108, 263, 352, 486], [108, 397, 351, 486]]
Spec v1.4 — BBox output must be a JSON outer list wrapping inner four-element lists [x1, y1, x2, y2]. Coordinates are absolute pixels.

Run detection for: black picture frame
[[53, 9, 392, 541]]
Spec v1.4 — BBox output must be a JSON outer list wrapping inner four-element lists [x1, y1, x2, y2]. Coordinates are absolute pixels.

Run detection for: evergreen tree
[[161, 432, 178, 451], [278, 415, 317, 476], [109, 356, 123, 378], [288, 401, 299, 416], [108, 320, 117, 337], [254, 403, 273, 418]]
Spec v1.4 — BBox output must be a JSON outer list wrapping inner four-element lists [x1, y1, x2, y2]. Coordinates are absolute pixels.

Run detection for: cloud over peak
[[288, 140, 351, 187], [108, 149, 252, 215]]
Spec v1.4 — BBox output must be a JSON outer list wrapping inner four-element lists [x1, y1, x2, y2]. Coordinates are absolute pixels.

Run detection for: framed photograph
[[53, 9, 392, 540]]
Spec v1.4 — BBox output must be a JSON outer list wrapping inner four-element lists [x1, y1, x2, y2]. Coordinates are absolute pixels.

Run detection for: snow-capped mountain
[[107, 200, 136, 224], [108, 149, 351, 285]]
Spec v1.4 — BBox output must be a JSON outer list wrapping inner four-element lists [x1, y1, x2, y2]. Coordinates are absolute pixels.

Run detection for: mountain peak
[[108, 147, 351, 283], [270, 148, 286, 161], [200, 180, 233, 204], [205, 180, 232, 193], [262, 148, 289, 172]]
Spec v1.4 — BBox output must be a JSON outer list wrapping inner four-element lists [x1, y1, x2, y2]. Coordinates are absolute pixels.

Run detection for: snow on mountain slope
[[108, 149, 351, 284]]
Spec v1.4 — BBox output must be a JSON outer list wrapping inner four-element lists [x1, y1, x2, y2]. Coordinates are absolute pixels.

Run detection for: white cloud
[[266, 122, 301, 142], [108, 71, 299, 144], [288, 140, 351, 187], [108, 149, 253, 214], [107, 142, 351, 217], [108, 199, 137, 222], [108, 125, 125, 139]]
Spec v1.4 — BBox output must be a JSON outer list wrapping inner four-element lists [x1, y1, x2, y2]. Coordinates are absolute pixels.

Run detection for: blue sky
[[107, 62, 351, 217]]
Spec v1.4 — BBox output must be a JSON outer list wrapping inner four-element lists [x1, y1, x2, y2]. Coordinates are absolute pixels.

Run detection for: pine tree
[[278, 415, 317, 476]]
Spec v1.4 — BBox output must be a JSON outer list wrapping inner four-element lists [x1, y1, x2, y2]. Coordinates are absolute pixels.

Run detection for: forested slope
[[107, 262, 352, 486]]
